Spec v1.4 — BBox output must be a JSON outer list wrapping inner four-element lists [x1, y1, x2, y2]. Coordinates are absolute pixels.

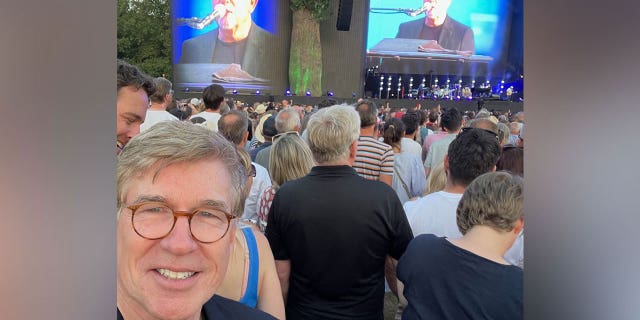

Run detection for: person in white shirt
[[400, 111, 423, 157], [194, 84, 226, 131], [140, 77, 178, 132]]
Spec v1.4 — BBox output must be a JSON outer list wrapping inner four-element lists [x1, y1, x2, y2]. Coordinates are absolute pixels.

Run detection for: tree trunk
[[289, 9, 322, 96]]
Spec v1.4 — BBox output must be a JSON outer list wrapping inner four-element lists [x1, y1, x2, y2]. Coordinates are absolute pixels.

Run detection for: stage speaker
[[336, 0, 353, 31]]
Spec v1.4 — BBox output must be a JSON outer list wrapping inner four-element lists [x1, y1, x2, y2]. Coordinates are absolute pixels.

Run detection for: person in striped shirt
[[353, 100, 394, 187]]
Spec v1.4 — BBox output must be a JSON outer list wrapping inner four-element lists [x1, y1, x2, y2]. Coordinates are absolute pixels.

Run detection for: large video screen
[[172, 0, 290, 94], [365, 0, 523, 98]]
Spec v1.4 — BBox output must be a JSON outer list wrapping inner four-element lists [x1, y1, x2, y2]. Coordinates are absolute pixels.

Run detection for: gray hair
[[496, 122, 510, 145], [456, 172, 523, 234], [117, 121, 247, 217], [305, 104, 360, 164], [275, 108, 301, 133]]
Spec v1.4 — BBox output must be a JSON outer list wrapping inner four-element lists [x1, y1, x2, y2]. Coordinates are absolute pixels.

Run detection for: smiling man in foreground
[[116, 121, 274, 320]]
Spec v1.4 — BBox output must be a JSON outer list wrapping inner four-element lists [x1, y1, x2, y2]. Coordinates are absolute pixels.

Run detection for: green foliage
[[290, 0, 331, 21], [117, 0, 172, 79]]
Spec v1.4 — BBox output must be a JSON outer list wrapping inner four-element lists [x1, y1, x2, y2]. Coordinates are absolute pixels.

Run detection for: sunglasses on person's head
[[273, 131, 299, 140], [459, 126, 500, 142]]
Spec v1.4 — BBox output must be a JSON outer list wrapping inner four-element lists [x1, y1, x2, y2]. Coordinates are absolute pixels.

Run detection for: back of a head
[[425, 161, 447, 195], [496, 122, 510, 145], [401, 111, 420, 135], [306, 104, 360, 164], [509, 122, 520, 134], [418, 109, 428, 126], [117, 121, 246, 217], [428, 111, 438, 123], [497, 146, 524, 177], [468, 117, 498, 134], [202, 84, 225, 111], [117, 59, 156, 97], [269, 134, 315, 188], [456, 172, 523, 234], [168, 105, 192, 121], [440, 108, 462, 132], [149, 77, 172, 104], [447, 128, 501, 186], [275, 108, 301, 133], [218, 110, 249, 145], [355, 100, 378, 128], [382, 118, 405, 148], [317, 98, 338, 110]]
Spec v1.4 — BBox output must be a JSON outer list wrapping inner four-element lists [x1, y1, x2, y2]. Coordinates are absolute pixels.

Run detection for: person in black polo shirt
[[266, 104, 414, 320]]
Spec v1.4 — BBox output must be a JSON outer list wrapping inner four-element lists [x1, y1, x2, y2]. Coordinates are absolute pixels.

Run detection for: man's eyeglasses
[[126, 202, 235, 243], [459, 126, 500, 142], [273, 131, 299, 140]]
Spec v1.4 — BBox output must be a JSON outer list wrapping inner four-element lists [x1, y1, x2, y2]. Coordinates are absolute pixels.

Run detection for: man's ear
[[348, 140, 358, 165], [513, 217, 524, 235], [491, 165, 497, 172], [443, 154, 450, 172], [242, 131, 249, 146]]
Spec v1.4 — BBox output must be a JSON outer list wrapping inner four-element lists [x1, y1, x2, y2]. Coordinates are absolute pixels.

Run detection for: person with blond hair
[[257, 133, 314, 232]]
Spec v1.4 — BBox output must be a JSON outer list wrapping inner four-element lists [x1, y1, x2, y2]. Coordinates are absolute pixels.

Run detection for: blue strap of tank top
[[239, 226, 259, 308]]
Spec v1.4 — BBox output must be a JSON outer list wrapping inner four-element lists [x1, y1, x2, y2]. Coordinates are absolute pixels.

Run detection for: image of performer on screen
[[179, 0, 282, 81], [395, 0, 475, 53]]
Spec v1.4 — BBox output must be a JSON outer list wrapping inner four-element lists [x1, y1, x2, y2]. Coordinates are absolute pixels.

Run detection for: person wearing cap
[[193, 84, 226, 132], [249, 116, 276, 161]]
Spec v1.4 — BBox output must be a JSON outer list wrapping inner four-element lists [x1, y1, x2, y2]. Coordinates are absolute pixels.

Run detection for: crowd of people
[[115, 59, 524, 320]]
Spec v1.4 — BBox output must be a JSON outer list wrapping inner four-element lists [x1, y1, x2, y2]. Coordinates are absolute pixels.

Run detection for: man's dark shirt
[[266, 165, 414, 320], [212, 37, 248, 64], [418, 23, 443, 42]]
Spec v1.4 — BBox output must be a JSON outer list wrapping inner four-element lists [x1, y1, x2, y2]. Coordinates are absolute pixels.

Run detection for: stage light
[[352, 92, 357, 98], [327, 91, 334, 97], [232, 89, 238, 94], [467, 96, 473, 100], [446, 79, 450, 83], [501, 80, 505, 84], [184, 87, 190, 92], [255, 90, 261, 95], [380, 76, 384, 80], [456, 95, 461, 100], [305, 90, 311, 96], [285, 89, 291, 96]]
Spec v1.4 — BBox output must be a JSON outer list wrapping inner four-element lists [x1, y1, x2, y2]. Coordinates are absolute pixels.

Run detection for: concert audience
[[353, 100, 395, 187]]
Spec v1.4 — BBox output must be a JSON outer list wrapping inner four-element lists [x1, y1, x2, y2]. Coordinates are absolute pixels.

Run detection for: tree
[[289, 0, 330, 96], [117, 0, 172, 79]]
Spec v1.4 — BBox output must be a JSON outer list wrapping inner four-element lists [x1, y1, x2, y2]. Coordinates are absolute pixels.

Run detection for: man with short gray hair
[[255, 108, 301, 170], [266, 104, 413, 319], [116, 121, 274, 320]]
